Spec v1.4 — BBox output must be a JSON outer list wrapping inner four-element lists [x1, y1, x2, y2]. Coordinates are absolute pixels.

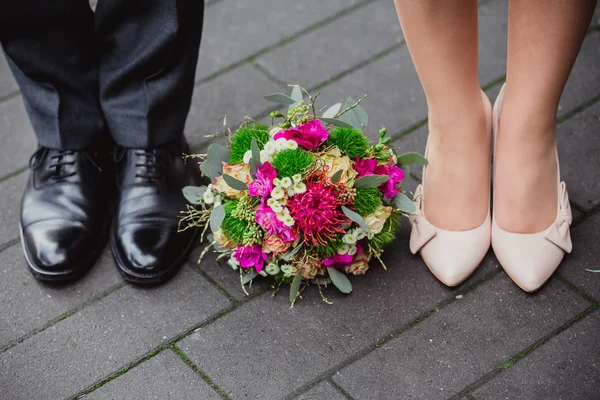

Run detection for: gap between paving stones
[[283, 266, 504, 400], [327, 378, 357, 400], [171, 344, 233, 400], [448, 304, 600, 400], [71, 290, 264, 399]]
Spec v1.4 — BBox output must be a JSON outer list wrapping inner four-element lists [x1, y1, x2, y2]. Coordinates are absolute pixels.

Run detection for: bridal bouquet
[[180, 86, 426, 304]]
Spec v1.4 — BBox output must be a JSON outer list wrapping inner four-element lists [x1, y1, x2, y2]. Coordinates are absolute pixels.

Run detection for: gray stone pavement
[[0, 1, 599, 399]]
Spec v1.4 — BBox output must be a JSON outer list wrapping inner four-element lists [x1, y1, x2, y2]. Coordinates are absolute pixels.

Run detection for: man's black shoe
[[20, 145, 111, 282], [110, 137, 202, 285]]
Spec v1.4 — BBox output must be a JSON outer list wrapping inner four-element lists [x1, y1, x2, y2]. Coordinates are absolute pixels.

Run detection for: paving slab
[[255, 0, 403, 89], [184, 63, 282, 149], [195, 0, 363, 81], [86, 349, 222, 400], [0, 48, 18, 100], [471, 311, 600, 400], [558, 214, 600, 302], [0, 170, 27, 246], [0, 267, 230, 399], [477, 0, 508, 86], [0, 244, 122, 350], [331, 276, 588, 400], [179, 227, 500, 400], [0, 95, 37, 178], [296, 382, 348, 400], [557, 101, 600, 211]]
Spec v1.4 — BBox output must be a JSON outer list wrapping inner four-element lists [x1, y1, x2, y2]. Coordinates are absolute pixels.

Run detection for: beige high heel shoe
[[409, 91, 492, 287], [491, 84, 572, 293]]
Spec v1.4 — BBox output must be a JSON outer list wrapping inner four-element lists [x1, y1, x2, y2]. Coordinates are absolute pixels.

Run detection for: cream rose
[[345, 252, 371, 275], [364, 205, 392, 234], [320, 148, 358, 187], [212, 162, 252, 199], [213, 228, 236, 249], [262, 234, 290, 256]]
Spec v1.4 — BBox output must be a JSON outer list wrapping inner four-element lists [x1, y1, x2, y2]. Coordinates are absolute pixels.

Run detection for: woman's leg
[[495, 0, 596, 233], [393, 0, 490, 230]]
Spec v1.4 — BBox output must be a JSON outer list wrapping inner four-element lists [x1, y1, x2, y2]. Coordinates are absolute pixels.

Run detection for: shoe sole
[[19, 215, 111, 283], [109, 222, 199, 286]]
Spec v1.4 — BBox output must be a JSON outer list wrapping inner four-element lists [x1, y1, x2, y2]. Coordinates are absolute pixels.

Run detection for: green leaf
[[242, 271, 259, 284], [290, 85, 303, 103], [342, 206, 370, 232], [353, 103, 369, 127], [289, 272, 302, 303], [264, 93, 297, 105], [251, 138, 260, 161], [330, 170, 344, 184], [338, 97, 362, 130], [222, 174, 248, 191], [281, 245, 302, 261], [200, 144, 229, 182], [354, 174, 389, 189], [249, 157, 260, 177], [182, 185, 207, 204], [327, 267, 353, 294], [393, 192, 416, 213], [322, 103, 342, 119], [319, 117, 356, 129], [396, 152, 428, 166], [586, 269, 600, 273], [209, 204, 225, 232]]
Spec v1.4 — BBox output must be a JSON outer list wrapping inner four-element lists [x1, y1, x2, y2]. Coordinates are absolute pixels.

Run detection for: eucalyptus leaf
[[322, 103, 342, 119], [327, 267, 353, 294], [330, 170, 344, 184], [223, 174, 248, 191], [289, 272, 302, 303], [319, 117, 356, 129], [342, 206, 370, 232], [586, 269, 600, 273], [280, 245, 302, 261], [251, 138, 260, 161], [182, 185, 207, 204], [249, 157, 260, 177], [393, 192, 416, 213], [290, 85, 303, 103], [354, 174, 389, 189], [338, 97, 362, 130], [353, 103, 369, 127], [200, 144, 229, 182], [242, 271, 259, 284], [396, 152, 428, 166], [209, 204, 225, 232], [264, 93, 297, 105]]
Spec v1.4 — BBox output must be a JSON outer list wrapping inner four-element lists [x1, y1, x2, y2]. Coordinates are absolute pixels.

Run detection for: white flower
[[292, 174, 302, 183], [347, 245, 357, 256], [293, 182, 307, 194], [263, 141, 276, 155], [273, 178, 283, 188], [214, 195, 222, 207], [265, 263, 280, 275], [287, 187, 295, 197], [203, 190, 215, 205], [285, 140, 298, 150], [207, 183, 213, 191], [258, 270, 268, 277], [275, 138, 288, 151], [267, 198, 279, 208], [281, 264, 295, 275], [276, 210, 287, 221], [227, 255, 239, 270], [270, 202, 283, 213], [356, 230, 367, 240], [260, 150, 272, 164], [343, 232, 358, 245], [243, 150, 253, 164], [280, 177, 292, 188], [337, 243, 351, 255], [282, 216, 295, 227], [271, 187, 285, 200], [269, 127, 283, 137]]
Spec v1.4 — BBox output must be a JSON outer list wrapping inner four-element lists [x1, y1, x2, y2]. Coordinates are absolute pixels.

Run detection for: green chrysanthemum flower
[[354, 188, 383, 216], [221, 201, 250, 244], [370, 212, 401, 250], [229, 124, 270, 165], [271, 148, 314, 177], [327, 127, 371, 159]]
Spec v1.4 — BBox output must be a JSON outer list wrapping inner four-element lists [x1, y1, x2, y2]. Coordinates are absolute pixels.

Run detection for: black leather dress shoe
[[110, 137, 203, 285], [20, 145, 111, 281]]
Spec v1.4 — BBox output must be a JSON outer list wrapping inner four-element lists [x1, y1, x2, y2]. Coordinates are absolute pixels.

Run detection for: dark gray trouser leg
[[0, 1, 106, 150], [95, 0, 204, 148]]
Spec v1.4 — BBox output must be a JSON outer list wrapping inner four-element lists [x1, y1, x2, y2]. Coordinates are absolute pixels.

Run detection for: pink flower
[[262, 234, 291, 255], [233, 244, 268, 272], [374, 163, 405, 199], [255, 207, 296, 242], [248, 162, 277, 202], [274, 120, 329, 150], [354, 158, 378, 177], [324, 242, 364, 268]]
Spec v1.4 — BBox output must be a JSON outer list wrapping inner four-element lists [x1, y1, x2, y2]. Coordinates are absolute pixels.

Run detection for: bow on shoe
[[409, 185, 437, 254], [545, 181, 573, 253]]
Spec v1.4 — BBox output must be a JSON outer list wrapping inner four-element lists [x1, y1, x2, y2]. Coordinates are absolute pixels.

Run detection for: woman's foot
[[493, 87, 558, 234], [423, 91, 491, 231]]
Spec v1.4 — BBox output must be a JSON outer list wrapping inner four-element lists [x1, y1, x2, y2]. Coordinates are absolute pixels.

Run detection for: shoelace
[[134, 150, 166, 183], [29, 147, 102, 182]]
